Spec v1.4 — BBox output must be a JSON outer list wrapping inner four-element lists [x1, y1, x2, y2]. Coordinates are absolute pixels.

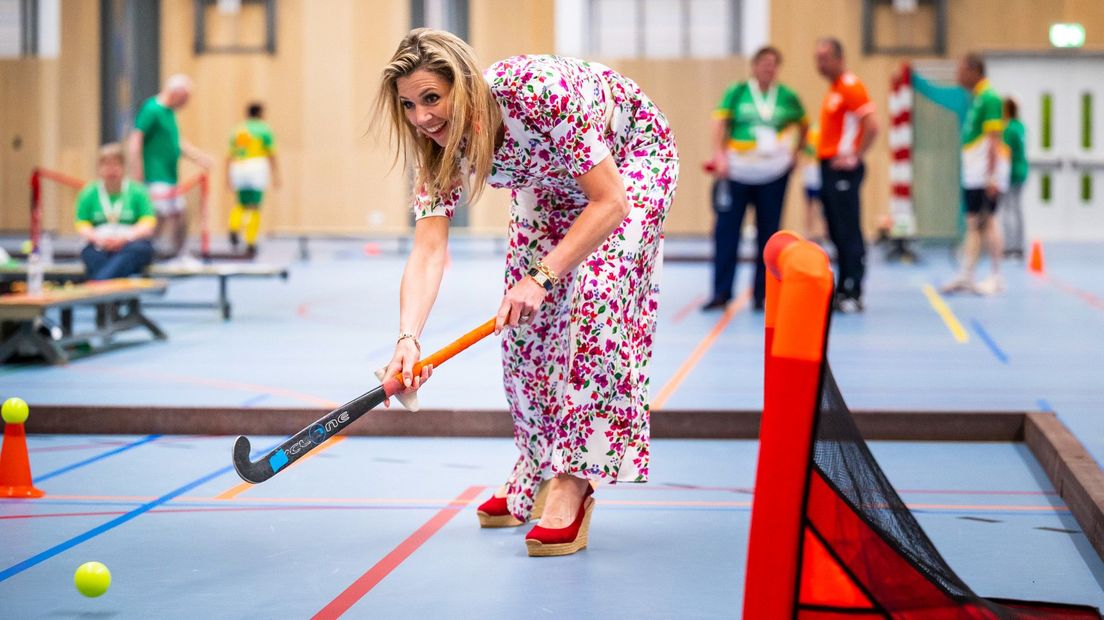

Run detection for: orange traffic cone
[[1028, 239, 1045, 275], [0, 422, 44, 498]]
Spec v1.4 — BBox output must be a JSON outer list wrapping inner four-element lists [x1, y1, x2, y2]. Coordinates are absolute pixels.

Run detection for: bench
[[0, 261, 290, 321], [0, 279, 168, 364]]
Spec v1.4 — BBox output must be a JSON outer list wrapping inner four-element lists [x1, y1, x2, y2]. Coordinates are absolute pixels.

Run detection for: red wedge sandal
[[476, 480, 548, 528], [524, 485, 595, 557]]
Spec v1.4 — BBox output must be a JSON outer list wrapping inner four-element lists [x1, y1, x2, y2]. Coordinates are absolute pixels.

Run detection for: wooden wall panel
[[4, 0, 1104, 238]]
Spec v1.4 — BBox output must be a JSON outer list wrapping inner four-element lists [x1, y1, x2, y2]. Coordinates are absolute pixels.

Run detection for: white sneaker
[[174, 254, 203, 270], [940, 275, 976, 295], [975, 274, 1005, 296]]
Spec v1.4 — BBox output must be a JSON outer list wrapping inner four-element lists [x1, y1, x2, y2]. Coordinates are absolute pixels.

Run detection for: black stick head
[[232, 435, 272, 484]]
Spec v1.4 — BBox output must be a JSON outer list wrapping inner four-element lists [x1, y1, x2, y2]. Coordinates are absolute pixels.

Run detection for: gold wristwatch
[[527, 260, 559, 291]]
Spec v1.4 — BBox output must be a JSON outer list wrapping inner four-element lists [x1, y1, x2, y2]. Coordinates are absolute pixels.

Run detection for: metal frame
[[862, 0, 946, 56], [0, 284, 167, 365], [194, 0, 276, 55]]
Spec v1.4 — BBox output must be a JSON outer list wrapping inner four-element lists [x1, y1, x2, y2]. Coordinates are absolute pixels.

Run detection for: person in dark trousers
[[1000, 97, 1027, 259], [814, 38, 879, 313], [704, 46, 808, 312]]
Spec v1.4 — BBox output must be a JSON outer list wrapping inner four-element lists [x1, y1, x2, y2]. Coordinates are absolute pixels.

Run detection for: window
[[193, 0, 276, 54], [556, 0, 755, 60], [411, 0, 469, 40], [0, 0, 58, 58]]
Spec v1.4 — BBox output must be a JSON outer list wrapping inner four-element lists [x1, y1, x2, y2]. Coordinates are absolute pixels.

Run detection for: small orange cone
[[1028, 239, 1045, 275], [0, 422, 44, 498]]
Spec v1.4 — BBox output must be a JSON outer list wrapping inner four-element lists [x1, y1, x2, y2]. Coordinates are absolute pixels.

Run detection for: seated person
[[75, 143, 156, 280]]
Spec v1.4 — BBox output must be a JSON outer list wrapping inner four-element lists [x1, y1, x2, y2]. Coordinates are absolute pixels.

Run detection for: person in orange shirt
[[814, 38, 879, 313]]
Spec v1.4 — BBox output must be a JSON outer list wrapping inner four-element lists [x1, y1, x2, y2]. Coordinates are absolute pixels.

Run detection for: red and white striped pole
[[888, 63, 916, 239]]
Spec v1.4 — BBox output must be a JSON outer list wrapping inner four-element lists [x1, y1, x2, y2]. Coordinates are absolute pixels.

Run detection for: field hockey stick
[[232, 317, 496, 484]]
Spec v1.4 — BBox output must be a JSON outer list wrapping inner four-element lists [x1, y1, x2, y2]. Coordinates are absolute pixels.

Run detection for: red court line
[[610, 484, 1057, 497], [670, 293, 706, 324], [1042, 274, 1104, 311], [1, 497, 1066, 522], [313, 485, 486, 620]]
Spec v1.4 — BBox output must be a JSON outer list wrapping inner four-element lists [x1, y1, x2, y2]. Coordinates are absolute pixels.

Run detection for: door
[[987, 55, 1104, 241]]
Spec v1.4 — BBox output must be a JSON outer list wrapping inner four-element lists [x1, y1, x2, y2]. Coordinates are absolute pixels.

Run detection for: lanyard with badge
[[96, 180, 129, 237], [749, 80, 779, 154]]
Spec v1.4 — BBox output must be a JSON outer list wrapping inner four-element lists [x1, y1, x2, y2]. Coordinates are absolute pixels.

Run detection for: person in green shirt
[[225, 102, 281, 258], [942, 53, 1010, 296], [75, 144, 157, 280], [1001, 97, 1028, 259], [128, 74, 213, 261], [705, 45, 808, 312]]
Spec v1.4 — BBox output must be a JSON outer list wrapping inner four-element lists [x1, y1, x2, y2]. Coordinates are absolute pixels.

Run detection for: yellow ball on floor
[[74, 561, 111, 598], [1, 397, 28, 424]]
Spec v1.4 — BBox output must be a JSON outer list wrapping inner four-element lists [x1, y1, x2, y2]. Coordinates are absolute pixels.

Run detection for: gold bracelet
[[534, 259, 559, 286], [397, 332, 421, 351]]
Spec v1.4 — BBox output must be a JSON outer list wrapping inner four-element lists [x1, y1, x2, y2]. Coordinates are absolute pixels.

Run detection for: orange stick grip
[[395, 317, 497, 382]]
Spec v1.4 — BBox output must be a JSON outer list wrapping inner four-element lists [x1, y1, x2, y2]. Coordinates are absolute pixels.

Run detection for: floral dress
[[414, 55, 679, 520]]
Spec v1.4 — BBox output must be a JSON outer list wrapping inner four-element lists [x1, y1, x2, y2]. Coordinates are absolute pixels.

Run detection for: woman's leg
[[537, 157, 678, 527], [500, 189, 574, 521]]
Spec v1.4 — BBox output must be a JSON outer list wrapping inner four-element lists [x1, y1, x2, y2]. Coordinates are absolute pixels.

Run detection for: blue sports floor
[[1, 237, 1102, 616]]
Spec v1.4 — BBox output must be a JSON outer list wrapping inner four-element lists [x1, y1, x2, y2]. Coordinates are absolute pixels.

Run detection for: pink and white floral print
[[414, 55, 678, 520]]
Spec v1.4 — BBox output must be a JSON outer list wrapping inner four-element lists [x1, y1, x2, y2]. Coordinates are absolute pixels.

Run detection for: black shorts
[[964, 189, 999, 216]]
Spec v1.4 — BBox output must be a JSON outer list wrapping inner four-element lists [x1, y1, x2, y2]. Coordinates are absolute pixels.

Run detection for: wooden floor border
[[24, 405, 1104, 561], [25, 406, 1029, 440], [1024, 412, 1104, 561]]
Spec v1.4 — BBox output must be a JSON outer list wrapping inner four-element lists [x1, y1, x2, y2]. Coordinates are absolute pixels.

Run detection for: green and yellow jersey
[[961, 79, 1010, 191], [74, 181, 156, 235], [229, 119, 276, 162]]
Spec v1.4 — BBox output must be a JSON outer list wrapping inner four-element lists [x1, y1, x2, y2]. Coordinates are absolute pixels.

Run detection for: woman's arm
[[384, 215, 450, 389], [495, 156, 628, 332]]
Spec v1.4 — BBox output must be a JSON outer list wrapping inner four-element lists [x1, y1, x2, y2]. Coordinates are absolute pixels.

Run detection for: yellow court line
[[215, 436, 348, 500], [921, 284, 969, 344], [650, 289, 752, 411]]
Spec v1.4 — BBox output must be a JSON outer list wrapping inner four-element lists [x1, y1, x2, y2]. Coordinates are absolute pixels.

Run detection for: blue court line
[[241, 393, 271, 408], [969, 319, 1009, 364], [33, 434, 162, 484], [0, 439, 281, 583], [0, 464, 234, 582]]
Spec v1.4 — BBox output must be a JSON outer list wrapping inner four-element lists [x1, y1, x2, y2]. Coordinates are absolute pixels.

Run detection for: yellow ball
[[74, 561, 111, 598], [1, 397, 28, 424], [20, 240, 32, 254]]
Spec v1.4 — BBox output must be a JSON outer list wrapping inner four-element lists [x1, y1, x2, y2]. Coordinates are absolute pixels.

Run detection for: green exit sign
[[1050, 23, 1086, 48]]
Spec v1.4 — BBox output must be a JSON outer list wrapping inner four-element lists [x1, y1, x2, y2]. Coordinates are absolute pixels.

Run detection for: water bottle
[[27, 251, 44, 296], [40, 233, 54, 265], [714, 180, 733, 213]]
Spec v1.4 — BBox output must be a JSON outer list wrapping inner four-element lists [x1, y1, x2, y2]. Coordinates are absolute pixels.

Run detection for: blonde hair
[[97, 142, 126, 165], [377, 28, 501, 204]]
